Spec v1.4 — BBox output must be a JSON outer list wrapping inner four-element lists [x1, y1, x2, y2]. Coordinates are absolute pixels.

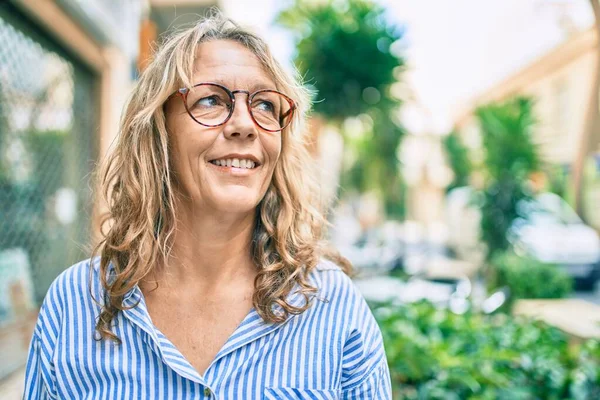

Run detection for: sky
[[221, 0, 594, 134]]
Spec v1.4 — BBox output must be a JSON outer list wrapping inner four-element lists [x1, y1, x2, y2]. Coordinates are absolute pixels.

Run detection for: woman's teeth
[[210, 158, 256, 169]]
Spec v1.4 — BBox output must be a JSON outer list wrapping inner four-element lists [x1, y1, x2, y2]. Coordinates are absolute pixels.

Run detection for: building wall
[[0, 0, 142, 383], [521, 50, 594, 165], [455, 28, 597, 167]]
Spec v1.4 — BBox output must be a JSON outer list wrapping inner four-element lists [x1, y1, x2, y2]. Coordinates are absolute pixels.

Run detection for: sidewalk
[[0, 311, 36, 399], [0, 367, 24, 400]]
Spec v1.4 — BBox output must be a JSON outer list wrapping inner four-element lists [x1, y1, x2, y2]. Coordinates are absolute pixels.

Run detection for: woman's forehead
[[191, 40, 276, 90]]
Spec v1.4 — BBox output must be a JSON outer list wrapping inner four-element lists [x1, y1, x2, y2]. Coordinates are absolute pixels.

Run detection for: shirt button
[[204, 387, 211, 397]]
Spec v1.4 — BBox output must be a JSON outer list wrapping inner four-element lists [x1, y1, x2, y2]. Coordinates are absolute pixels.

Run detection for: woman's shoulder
[[309, 258, 364, 311], [310, 258, 350, 289], [39, 257, 104, 314], [307, 259, 384, 354], [311, 262, 390, 396]]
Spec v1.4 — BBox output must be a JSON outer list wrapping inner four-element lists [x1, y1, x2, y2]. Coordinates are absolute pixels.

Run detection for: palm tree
[[277, 0, 406, 218], [476, 97, 540, 258]]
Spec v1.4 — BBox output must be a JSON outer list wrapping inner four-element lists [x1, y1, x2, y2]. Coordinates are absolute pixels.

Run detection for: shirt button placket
[[203, 387, 212, 398]]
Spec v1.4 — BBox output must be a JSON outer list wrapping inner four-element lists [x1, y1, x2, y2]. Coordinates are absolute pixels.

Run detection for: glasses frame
[[176, 82, 296, 132]]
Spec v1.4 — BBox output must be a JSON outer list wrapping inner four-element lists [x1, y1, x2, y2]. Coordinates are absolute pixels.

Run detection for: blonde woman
[[24, 13, 391, 399]]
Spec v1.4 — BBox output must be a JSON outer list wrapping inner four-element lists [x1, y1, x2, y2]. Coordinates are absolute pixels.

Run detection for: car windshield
[[525, 194, 581, 225]]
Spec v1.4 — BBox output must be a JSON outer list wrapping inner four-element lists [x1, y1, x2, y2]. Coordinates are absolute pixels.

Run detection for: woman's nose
[[223, 94, 257, 140]]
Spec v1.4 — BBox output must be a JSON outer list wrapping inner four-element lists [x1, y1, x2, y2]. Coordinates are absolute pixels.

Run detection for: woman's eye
[[255, 100, 275, 113], [197, 96, 220, 107]]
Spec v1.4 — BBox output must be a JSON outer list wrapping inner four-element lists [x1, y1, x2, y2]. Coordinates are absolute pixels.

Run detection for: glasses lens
[[185, 84, 232, 126], [251, 91, 292, 131]]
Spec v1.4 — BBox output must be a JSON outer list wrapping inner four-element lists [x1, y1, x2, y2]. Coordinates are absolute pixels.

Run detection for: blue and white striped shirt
[[24, 257, 391, 399]]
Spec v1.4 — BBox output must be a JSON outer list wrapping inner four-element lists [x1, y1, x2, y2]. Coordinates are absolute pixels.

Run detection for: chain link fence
[[0, 2, 97, 336]]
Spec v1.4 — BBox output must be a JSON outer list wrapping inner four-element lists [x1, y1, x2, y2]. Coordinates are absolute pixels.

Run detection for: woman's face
[[165, 40, 283, 215]]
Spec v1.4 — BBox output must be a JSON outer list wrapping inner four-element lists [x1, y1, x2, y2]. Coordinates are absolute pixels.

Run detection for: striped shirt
[[24, 257, 392, 399]]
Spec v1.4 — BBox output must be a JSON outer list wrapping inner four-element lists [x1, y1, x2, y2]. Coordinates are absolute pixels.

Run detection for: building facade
[[455, 27, 596, 167], [453, 27, 600, 227], [0, 0, 218, 390]]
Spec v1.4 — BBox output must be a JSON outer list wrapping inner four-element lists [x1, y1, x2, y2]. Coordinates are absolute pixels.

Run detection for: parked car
[[446, 187, 600, 290], [509, 193, 600, 290], [339, 223, 404, 274]]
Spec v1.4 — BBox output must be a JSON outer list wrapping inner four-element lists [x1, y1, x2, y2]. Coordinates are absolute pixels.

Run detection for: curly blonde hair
[[92, 12, 351, 342]]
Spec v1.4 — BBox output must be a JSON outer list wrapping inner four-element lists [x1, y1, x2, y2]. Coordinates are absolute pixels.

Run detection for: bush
[[371, 301, 600, 399], [489, 251, 573, 307]]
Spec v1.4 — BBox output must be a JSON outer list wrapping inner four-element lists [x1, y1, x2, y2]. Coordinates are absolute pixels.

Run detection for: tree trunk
[[573, 0, 600, 218]]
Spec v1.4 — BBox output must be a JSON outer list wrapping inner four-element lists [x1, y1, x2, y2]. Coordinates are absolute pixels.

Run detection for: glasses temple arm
[[280, 107, 293, 123]]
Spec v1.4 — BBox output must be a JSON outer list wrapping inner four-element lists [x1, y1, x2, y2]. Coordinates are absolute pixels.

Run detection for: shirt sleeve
[[23, 332, 53, 400], [340, 285, 392, 399], [23, 276, 62, 400]]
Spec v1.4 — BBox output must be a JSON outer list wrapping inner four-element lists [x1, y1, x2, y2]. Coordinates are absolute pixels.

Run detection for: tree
[[476, 97, 540, 258], [277, 0, 406, 218], [443, 130, 472, 192]]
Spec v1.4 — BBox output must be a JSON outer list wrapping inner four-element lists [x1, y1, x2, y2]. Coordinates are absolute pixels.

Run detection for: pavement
[[0, 367, 24, 400]]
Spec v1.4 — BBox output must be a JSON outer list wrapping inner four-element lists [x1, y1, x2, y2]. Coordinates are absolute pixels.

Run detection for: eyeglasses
[[176, 82, 296, 132]]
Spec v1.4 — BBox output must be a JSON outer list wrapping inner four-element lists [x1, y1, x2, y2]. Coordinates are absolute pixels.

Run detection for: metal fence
[[0, 2, 97, 338]]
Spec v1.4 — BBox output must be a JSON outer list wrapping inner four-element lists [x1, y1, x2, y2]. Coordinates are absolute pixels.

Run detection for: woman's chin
[[207, 195, 261, 214]]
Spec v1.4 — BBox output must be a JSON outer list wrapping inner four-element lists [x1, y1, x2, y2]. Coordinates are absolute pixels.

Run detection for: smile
[[207, 159, 260, 176], [209, 158, 258, 169]]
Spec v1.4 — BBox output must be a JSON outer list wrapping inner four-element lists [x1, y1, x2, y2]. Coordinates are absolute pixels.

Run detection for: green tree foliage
[[277, 0, 404, 120], [277, 0, 406, 218], [477, 97, 539, 182], [476, 97, 540, 258], [371, 300, 600, 399], [443, 130, 472, 192], [341, 110, 405, 218], [546, 164, 569, 200]]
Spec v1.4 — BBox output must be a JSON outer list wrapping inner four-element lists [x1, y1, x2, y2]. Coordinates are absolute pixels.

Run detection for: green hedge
[[489, 251, 573, 308], [372, 301, 600, 399]]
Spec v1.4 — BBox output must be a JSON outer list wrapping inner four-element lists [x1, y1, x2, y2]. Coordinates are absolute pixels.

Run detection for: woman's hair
[[92, 11, 351, 342]]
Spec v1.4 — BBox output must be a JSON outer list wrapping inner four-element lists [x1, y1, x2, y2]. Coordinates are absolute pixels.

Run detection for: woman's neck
[[146, 203, 258, 294]]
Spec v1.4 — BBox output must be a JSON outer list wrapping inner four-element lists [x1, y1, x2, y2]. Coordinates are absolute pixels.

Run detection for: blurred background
[[1, 0, 600, 398]]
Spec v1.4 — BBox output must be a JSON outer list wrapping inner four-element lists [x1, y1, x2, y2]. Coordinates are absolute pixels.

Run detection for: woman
[[24, 13, 391, 399]]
